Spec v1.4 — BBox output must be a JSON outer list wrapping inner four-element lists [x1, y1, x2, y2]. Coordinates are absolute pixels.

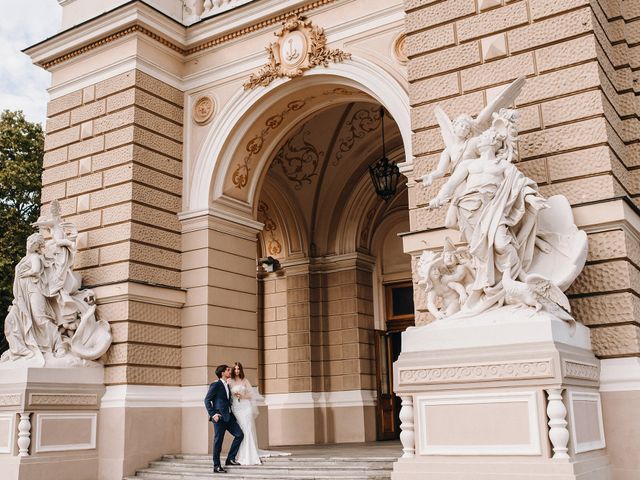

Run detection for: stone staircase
[[124, 454, 396, 480]]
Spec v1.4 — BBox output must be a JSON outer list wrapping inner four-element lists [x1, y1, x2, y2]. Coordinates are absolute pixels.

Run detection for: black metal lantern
[[368, 107, 400, 201]]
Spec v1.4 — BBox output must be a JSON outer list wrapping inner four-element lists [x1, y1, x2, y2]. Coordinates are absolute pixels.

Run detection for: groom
[[204, 364, 244, 473]]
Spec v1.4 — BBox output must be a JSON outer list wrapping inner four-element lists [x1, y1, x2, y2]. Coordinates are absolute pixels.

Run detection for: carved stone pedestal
[[392, 308, 611, 480], [0, 366, 105, 480]]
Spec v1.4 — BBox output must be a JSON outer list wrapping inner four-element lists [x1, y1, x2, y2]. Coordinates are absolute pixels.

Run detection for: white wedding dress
[[229, 378, 290, 466]]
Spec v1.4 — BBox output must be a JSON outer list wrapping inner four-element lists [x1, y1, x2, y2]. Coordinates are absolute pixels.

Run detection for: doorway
[[376, 282, 414, 440]]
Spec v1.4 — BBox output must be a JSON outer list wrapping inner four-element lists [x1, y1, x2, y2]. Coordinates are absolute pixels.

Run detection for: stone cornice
[[25, 0, 336, 71]]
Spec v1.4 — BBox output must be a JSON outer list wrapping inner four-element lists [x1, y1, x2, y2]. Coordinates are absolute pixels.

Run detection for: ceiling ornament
[[193, 95, 215, 124], [243, 15, 351, 90], [257, 201, 282, 256], [232, 96, 314, 189], [272, 125, 323, 190], [333, 107, 382, 165]]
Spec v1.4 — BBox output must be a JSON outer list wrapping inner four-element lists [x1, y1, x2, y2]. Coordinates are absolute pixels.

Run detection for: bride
[[228, 362, 289, 465]]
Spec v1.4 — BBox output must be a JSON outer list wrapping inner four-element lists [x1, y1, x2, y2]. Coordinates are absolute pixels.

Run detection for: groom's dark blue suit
[[204, 379, 244, 468]]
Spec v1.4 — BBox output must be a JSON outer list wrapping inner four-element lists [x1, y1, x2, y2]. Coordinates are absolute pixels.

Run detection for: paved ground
[[273, 440, 402, 458]]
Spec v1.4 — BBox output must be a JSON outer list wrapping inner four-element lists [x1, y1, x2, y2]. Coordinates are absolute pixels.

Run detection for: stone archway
[[179, 61, 411, 451]]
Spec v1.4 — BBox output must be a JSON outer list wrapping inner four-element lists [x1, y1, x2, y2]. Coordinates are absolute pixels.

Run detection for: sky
[[0, 1, 62, 125]]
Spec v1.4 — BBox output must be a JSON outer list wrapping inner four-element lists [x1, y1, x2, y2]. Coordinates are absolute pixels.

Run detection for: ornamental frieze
[[563, 360, 599, 382], [398, 359, 554, 385], [243, 15, 351, 90]]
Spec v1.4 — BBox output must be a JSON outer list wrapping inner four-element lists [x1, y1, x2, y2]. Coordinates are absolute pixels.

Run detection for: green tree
[[0, 110, 43, 353]]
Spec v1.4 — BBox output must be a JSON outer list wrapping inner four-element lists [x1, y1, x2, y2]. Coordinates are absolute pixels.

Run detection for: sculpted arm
[[429, 161, 470, 209], [421, 149, 451, 187]]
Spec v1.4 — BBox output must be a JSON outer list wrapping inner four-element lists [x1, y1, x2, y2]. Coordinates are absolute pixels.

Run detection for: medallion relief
[[244, 15, 351, 90], [193, 95, 215, 124]]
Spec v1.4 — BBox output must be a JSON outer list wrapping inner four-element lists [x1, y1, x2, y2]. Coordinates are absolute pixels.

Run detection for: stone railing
[[183, 0, 256, 25]]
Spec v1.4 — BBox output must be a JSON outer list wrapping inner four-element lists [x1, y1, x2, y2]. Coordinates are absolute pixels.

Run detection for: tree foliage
[[0, 110, 43, 353]]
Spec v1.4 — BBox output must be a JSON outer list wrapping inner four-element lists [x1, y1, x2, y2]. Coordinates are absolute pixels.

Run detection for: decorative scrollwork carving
[[398, 360, 553, 385], [334, 107, 381, 165], [272, 125, 323, 189], [563, 360, 599, 382], [257, 201, 282, 256], [243, 15, 351, 90], [0, 393, 21, 406]]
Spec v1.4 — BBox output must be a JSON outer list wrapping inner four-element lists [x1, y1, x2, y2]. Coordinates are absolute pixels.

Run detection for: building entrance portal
[[252, 93, 411, 447]]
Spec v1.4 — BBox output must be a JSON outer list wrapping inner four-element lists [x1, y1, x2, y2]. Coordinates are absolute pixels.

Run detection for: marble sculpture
[[419, 77, 587, 321], [1, 200, 112, 367]]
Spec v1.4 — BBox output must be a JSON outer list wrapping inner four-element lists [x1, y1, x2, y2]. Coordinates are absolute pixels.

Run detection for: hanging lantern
[[368, 107, 400, 201]]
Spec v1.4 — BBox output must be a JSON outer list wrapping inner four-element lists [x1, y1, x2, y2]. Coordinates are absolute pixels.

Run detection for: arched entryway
[[179, 63, 412, 450]]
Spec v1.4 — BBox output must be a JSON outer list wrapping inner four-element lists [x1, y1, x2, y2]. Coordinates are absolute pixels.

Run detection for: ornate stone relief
[[398, 359, 554, 386], [193, 95, 215, 124], [243, 15, 351, 90], [28, 393, 98, 407], [272, 125, 323, 189], [257, 201, 283, 256], [563, 360, 599, 382], [393, 33, 408, 64], [334, 106, 381, 165], [0, 393, 21, 407]]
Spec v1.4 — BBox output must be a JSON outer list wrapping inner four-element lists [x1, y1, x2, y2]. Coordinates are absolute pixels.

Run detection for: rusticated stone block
[[95, 70, 136, 100], [80, 262, 129, 286], [405, 24, 455, 57], [110, 322, 180, 346], [535, 35, 597, 73], [93, 107, 135, 135], [41, 160, 78, 185], [129, 263, 180, 288], [519, 117, 607, 159], [409, 42, 481, 81], [44, 125, 80, 151], [104, 365, 180, 386], [568, 260, 639, 295], [68, 135, 105, 160], [134, 108, 182, 142], [457, 2, 529, 42], [410, 73, 459, 105], [571, 292, 640, 327], [590, 324, 640, 357], [135, 89, 183, 123], [405, 0, 476, 34], [133, 127, 182, 160], [461, 53, 535, 91], [519, 62, 600, 105], [70, 99, 106, 125], [507, 8, 593, 53], [136, 70, 183, 107], [541, 90, 604, 128], [47, 90, 82, 117], [547, 146, 613, 182], [529, 0, 589, 20], [411, 91, 484, 131], [540, 174, 621, 205], [46, 111, 70, 133], [43, 147, 68, 168]]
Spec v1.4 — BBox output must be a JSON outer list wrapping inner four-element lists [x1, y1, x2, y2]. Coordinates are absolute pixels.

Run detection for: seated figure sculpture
[[419, 78, 587, 321], [1, 200, 112, 367]]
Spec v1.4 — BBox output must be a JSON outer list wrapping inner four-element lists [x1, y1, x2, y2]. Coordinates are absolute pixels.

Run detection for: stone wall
[[405, 0, 640, 358], [42, 69, 184, 385]]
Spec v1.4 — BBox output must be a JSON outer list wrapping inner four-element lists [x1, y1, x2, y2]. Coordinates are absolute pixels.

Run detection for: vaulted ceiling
[[258, 101, 407, 259]]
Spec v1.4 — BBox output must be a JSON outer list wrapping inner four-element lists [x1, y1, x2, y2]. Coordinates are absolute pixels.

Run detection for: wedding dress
[[229, 378, 290, 465]]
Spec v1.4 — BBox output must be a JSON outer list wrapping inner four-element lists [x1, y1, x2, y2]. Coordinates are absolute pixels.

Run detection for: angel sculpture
[[422, 78, 588, 322], [419, 76, 525, 187]]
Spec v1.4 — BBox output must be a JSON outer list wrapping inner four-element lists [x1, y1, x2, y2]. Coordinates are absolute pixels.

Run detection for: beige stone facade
[[0, 0, 636, 478]]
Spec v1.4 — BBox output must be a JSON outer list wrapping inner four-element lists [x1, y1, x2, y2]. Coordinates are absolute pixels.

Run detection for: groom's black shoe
[[213, 466, 227, 473], [225, 459, 240, 466]]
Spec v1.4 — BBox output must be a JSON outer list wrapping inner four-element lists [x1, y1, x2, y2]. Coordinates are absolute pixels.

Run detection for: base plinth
[[392, 307, 611, 480], [0, 366, 105, 480]]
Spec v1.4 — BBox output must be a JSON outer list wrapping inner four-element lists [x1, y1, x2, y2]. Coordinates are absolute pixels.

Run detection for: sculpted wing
[[473, 76, 526, 133], [434, 106, 456, 150]]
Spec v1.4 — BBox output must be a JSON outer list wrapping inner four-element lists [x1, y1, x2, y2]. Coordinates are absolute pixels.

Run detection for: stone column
[[180, 211, 262, 453]]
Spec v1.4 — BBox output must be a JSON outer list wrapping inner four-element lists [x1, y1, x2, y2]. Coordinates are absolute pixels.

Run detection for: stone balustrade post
[[546, 388, 570, 459], [399, 395, 415, 458], [17, 412, 31, 457]]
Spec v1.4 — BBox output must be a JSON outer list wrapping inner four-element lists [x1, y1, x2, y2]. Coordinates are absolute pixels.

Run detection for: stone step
[[150, 461, 392, 471], [125, 469, 391, 480], [163, 454, 397, 463]]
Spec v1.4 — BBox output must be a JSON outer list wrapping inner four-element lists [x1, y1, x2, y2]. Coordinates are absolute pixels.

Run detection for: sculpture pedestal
[[0, 366, 105, 480], [392, 308, 611, 479]]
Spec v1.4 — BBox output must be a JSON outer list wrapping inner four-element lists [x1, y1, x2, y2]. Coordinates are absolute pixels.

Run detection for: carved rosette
[[193, 95, 215, 124], [243, 15, 351, 90]]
